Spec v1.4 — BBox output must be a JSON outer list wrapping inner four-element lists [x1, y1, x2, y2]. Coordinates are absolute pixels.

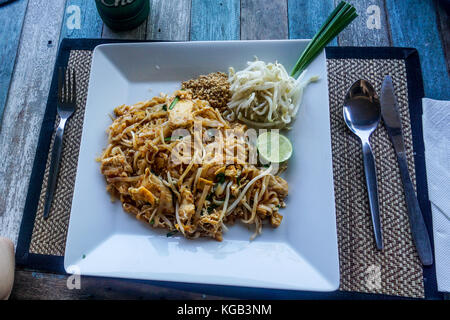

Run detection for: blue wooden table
[[0, 0, 448, 299]]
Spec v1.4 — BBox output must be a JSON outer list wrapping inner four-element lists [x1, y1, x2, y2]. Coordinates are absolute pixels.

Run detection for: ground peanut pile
[[181, 72, 231, 113]]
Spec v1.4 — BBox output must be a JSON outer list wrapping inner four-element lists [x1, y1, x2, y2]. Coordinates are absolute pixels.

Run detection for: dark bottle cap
[[95, 0, 150, 31]]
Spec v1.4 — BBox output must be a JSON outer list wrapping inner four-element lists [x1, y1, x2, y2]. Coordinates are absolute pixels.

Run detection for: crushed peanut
[[181, 72, 231, 113]]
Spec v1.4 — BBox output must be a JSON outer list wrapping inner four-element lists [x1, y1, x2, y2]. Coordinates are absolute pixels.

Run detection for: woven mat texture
[[327, 58, 422, 298], [30, 51, 92, 256], [29, 50, 424, 298]]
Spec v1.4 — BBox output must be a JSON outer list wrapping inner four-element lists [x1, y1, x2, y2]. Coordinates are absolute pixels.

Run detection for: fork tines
[[58, 67, 77, 104]]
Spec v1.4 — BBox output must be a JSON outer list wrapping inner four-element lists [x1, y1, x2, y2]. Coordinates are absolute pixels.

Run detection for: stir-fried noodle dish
[[100, 90, 288, 241], [99, 60, 315, 241]]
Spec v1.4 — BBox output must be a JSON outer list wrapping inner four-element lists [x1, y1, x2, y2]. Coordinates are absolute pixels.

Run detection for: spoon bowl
[[343, 79, 383, 250], [343, 80, 381, 137]]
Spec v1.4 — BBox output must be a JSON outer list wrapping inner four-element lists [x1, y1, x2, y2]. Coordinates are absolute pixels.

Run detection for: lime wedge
[[257, 131, 293, 163]]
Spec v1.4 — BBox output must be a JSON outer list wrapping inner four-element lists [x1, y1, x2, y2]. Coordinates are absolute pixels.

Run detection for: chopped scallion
[[215, 172, 226, 184], [164, 136, 183, 142], [166, 230, 178, 237], [168, 96, 179, 110], [207, 204, 218, 213], [290, 1, 357, 77]]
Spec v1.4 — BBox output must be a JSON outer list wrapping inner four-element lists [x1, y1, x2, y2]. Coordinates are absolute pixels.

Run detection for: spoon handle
[[362, 140, 383, 250]]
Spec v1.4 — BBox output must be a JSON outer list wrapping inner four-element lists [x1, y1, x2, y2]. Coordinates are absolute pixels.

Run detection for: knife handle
[[362, 141, 383, 250], [397, 152, 433, 265]]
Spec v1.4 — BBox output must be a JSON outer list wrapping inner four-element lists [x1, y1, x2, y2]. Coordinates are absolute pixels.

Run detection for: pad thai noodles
[[99, 90, 288, 241]]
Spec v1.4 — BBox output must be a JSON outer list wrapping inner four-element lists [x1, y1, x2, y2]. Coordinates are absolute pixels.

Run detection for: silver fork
[[43, 67, 76, 219]]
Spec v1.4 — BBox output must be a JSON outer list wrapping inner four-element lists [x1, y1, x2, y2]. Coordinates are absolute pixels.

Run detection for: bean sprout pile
[[224, 59, 318, 129]]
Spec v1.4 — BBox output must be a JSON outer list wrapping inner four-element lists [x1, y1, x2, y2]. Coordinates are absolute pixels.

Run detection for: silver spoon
[[343, 79, 383, 250]]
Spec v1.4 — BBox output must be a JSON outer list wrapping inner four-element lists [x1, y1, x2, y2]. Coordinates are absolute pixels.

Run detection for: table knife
[[380, 75, 433, 266]]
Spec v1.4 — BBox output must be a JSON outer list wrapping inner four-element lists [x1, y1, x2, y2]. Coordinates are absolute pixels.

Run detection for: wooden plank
[[10, 269, 232, 300], [61, 0, 147, 40], [336, 0, 390, 46], [288, 0, 337, 45], [147, 0, 191, 40], [241, 0, 288, 40], [102, 20, 147, 40], [0, 0, 67, 245], [190, 0, 240, 40], [436, 0, 450, 75], [385, 0, 450, 100], [0, 0, 28, 127], [60, 0, 103, 41]]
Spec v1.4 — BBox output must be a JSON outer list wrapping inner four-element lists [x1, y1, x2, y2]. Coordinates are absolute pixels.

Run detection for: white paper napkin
[[422, 98, 450, 293]]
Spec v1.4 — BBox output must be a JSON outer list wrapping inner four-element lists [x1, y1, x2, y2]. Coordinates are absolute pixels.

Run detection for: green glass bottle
[[95, 0, 149, 31]]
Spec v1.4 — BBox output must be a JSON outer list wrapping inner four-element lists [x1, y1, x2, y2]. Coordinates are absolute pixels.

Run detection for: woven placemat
[[29, 50, 92, 255], [27, 49, 424, 298], [327, 58, 423, 298]]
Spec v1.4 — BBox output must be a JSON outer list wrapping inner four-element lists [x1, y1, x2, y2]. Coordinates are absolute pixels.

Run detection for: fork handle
[[43, 118, 67, 219], [362, 140, 383, 250]]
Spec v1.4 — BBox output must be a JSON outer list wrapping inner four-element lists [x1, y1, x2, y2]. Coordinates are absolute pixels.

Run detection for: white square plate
[[65, 40, 339, 292]]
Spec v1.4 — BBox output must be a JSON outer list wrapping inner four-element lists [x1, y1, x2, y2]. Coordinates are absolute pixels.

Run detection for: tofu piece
[[101, 154, 132, 176], [179, 187, 195, 221], [269, 175, 289, 198], [270, 212, 283, 227], [129, 186, 156, 205], [141, 169, 174, 214], [168, 99, 194, 127]]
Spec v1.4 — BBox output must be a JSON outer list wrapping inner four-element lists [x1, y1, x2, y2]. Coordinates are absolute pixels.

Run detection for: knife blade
[[380, 75, 433, 266]]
